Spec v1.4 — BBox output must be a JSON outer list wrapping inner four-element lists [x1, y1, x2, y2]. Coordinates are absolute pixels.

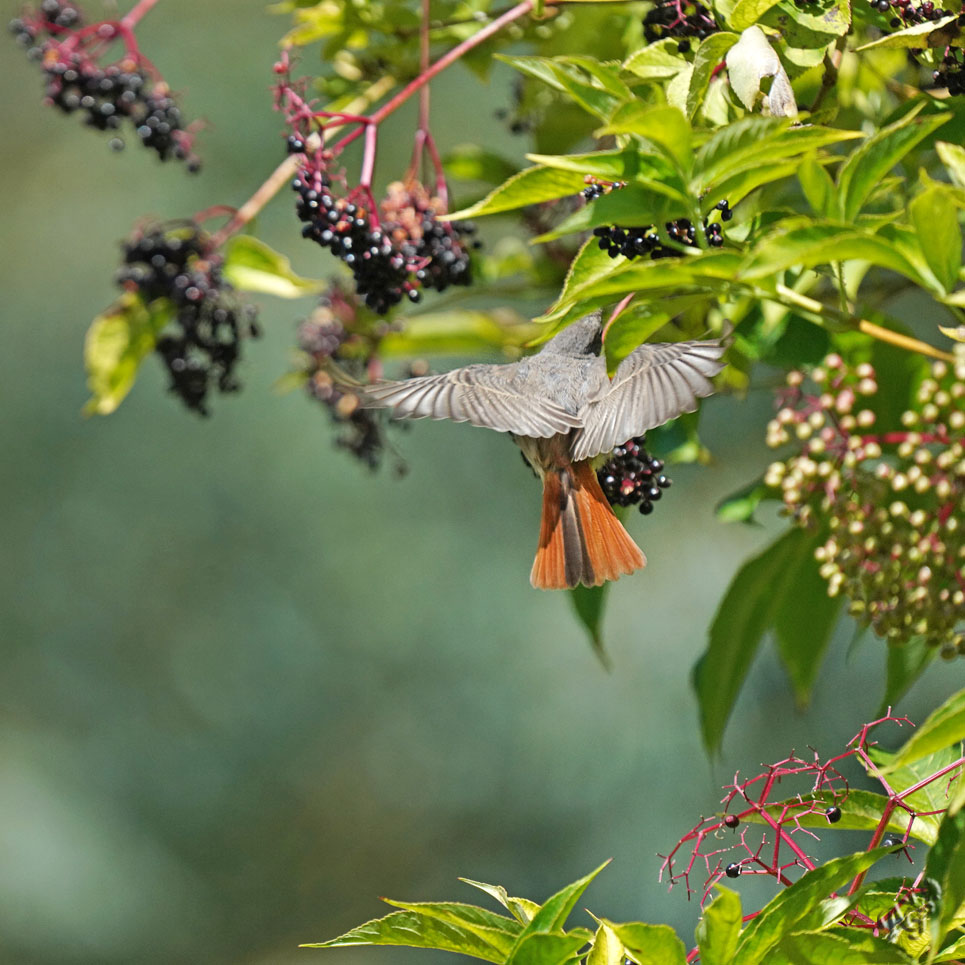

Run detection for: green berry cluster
[[764, 353, 965, 654]]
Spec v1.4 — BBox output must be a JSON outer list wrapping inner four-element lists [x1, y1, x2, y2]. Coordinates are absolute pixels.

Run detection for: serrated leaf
[[763, 0, 851, 44], [459, 879, 540, 924], [696, 887, 742, 965], [594, 103, 693, 174], [447, 167, 588, 219], [223, 235, 325, 298], [909, 185, 962, 294], [687, 34, 740, 119], [866, 746, 963, 828], [602, 921, 687, 965], [693, 526, 825, 754], [741, 788, 941, 845], [837, 107, 951, 221], [507, 931, 591, 965], [623, 39, 691, 79], [587, 921, 626, 965], [738, 222, 925, 285], [302, 907, 510, 960], [883, 689, 965, 773], [798, 155, 837, 218], [381, 900, 522, 954], [776, 929, 915, 963], [666, 63, 694, 115], [856, 13, 959, 49], [937, 140, 965, 190], [84, 291, 170, 415], [733, 849, 890, 965], [516, 861, 609, 939], [729, 0, 782, 31], [926, 807, 965, 948], [570, 584, 610, 667]]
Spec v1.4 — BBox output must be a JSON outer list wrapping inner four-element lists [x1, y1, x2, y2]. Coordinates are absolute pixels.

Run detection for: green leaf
[[525, 147, 671, 183], [222, 234, 325, 298], [459, 879, 540, 925], [909, 184, 962, 294], [926, 807, 965, 948], [696, 887, 742, 965], [728, 0, 782, 29], [623, 39, 691, 79], [738, 222, 925, 285], [694, 526, 826, 754], [775, 929, 915, 963], [381, 900, 522, 955], [741, 788, 941, 845], [837, 107, 951, 221], [763, 0, 851, 44], [444, 145, 519, 184], [302, 907, 512, 961], [84, 292, 170, 416], [587, 921, 626, 965], [507, 932, 591, 965], [516, 861, 609, 939], [602, 921, 687, 965], [687, 34, 739, 119], [882, 688, 965, 773], [856, 13, 960, 49], [937, 140, 965, 190], [379, 311, 534, 357], [715, 478, 772, 525], [495, 54, 630, 120], [447, 167, 588, 219], [733, 849, 890, 965], [570, 584, 611, 667], [881, 639, 939, 715], [595, 103, 693, 174], [798, 155, 837, 218]]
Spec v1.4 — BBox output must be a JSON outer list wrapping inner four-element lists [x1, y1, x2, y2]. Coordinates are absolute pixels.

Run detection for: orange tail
[[530, 461, 646, 590]]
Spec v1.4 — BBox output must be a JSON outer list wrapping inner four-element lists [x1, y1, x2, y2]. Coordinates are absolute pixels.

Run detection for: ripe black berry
[[723, 814, 740, 829], [643, 0, 718, 43], [825, 806, 842, 823], [598, 436, 673, 513], [724, 862, 741, 878]]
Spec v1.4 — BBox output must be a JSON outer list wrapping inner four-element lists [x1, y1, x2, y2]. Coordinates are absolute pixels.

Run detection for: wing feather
[[359, 363, 580, 437], [571, 338, 726, 460]]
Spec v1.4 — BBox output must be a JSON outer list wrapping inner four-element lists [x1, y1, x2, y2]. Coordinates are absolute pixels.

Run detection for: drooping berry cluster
[[296, 285, 407, 469], [116, 222, 259, 414], [294, 169, 478, 315], [9, 2, 199, 166], [764, 354, 965, 654], [643, 0, 719, 48], [867, 0, 956, 29], [598, 437, 672, 515], [934, 47, 965, 95]]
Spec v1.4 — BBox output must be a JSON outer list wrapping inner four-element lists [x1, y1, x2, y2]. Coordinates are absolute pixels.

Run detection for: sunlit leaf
[[696, 887, 742, 965], [223, 235, 325, 298], [586, 921, 626, 965], [881, 688, 965, 773], [601, 921, 688, 965], [856, 13, 960, 49], [447, 167, 587, 219]]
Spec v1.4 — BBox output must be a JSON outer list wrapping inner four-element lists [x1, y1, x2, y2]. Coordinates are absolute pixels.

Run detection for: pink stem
[[360, 122, 378, 188], [121, 0, 161, 29]]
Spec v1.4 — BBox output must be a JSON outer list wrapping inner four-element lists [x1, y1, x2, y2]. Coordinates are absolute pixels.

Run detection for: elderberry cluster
[[116, 222, 259, 414], [293, 172, 478, 314], [934, 47, 965, 95], [643, 0, 718, 47], [10, 1, 199, 166], [297, 287, 405, 469], [598, 437, 672, 515], [764, 354, 965, 653], [867, 0, 956, 30]]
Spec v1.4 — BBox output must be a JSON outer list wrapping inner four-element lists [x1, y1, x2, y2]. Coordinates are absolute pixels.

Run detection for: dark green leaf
[[694, 526, 825, 754], [733, 849, 890, 964], [837, 107, 951, 221], [84, 292, 170, 416], [222, 235, 325, 298], [570, 584, 611, 667], [926, 807, 965, 947], [881, 639, 939, 714], [696, 887, 742, 965], [909, 184, 962, 293], [447, 167, 588, 219], [715, 478, 772, 525], [602, 921, 687, 965], [798, 155, 837, 218]]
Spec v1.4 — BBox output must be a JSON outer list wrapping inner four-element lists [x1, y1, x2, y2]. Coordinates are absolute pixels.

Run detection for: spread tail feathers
[[530, 461, 646, 590]]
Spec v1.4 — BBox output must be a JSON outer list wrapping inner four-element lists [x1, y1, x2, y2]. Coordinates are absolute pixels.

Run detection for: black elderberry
[[881, 836, 904, 852], [643, 0, 718, 43], [825, 806, 842, 823], [723, 814, 740, 829], [116, 222, 258, 414], [598, 436, 673, 513], [725, 862, 741, 878]]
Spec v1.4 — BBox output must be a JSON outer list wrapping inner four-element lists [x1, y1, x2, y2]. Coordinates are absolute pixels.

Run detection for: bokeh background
[[0, 3, 959, 963]]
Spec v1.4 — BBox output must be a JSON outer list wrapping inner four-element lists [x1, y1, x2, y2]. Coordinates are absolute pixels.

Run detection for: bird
[[359, 310, 726, 590]]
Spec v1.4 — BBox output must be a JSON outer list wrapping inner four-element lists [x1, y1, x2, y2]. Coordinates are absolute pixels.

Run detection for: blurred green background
[[0, 3, 958, 962]]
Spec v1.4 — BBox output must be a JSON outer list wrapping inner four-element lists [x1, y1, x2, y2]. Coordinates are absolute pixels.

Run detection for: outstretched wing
[[570, 339, 726, 460], [359, 363, 581, 438]]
